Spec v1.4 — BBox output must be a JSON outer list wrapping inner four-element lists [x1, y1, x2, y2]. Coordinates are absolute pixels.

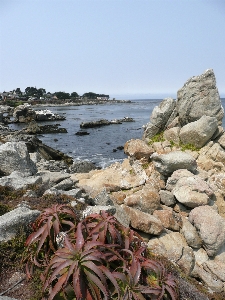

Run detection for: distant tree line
[[2, 87, 109, 100]]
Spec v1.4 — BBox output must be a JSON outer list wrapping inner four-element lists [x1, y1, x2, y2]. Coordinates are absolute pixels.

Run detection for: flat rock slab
[[71, 159, 148, 195]]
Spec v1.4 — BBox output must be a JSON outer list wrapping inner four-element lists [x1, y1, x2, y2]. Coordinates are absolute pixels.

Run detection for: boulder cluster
[[1, 69, 225, 296]]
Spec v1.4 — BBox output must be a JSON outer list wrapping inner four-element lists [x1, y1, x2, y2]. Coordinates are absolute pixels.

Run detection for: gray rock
[[93, 188, 114, 206], [0, 297, 20, 300], [69, 160, 97, 173], [142, 123, 162, 140], [80, 119, 110, 128], [204, 259, 225, 282], [23, 189, 38, 198], [37, 159, 69, 173], [193, 248, 209, 267], [43, 187, 83, 199], [177, 69, 224, 126], [0, 171, 42, 190], [163, 127, 180, 144], [181, 217, 202, 248], [148, 232, 195, 275], [0, 142, 37, 176], [159, 190, 176, 206], [179, 115, 218, 148], [37, 171, 71, 186], [151, 151, 197, 176], [43, 187, 60, 196], [0, 202, 40, 242], [82, 205, 116, 217], [164, 108, 178, 129], [189, 206, 225, 256], [35, 109, 65, 121], [150, 98, 176, 128], [193, 264, 224, 293], [113, 204, 131, 228], [166, 169, 194, 191], [124, 185, 160, 214], [52, 178, 74, 190], [122, 205, 163, 235], [143, 98, 176, 139], [60, 188, 83, 199], [217, 132, 225, 149], [29, 152, 42, 164], [173, 175, 214, 208]]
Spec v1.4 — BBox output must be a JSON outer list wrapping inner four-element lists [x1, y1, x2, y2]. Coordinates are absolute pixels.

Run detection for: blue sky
[[1, 0, 225, 99]]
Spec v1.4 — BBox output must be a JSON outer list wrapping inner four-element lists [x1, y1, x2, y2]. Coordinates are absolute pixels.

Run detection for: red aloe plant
[[24, 208, 178, 300], [24, 204, 77, 277], [43, 223, 120, 300]]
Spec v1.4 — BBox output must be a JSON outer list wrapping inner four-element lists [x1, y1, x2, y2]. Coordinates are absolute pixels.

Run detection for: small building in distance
[[96, 94, 109, 100]]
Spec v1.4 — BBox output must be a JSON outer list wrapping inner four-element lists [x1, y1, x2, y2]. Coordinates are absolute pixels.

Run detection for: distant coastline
[[32, 99, 132, 107]]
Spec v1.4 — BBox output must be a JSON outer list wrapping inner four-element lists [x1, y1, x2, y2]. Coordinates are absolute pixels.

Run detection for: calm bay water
[[10, 98, 225, 168]]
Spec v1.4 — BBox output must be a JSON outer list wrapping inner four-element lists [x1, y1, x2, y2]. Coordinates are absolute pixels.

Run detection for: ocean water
[[10, 98, 225, 168]]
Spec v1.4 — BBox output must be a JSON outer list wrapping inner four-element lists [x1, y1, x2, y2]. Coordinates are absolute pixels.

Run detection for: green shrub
[[148, 132, 165, 145]]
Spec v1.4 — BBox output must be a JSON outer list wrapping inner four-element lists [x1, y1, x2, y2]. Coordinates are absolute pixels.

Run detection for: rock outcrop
[[13, 105, 65, 123], [0, 142, 37, 176], [177, 69, 224, 126], [143, 69, 224, 141]]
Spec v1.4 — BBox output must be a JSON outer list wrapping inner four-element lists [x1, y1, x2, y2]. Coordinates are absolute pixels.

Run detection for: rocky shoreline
[[1, 69, 225, 299]]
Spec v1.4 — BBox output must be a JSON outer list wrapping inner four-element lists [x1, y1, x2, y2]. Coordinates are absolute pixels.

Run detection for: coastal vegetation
[[24, 205, 178, 300], [0, 87, 110, 107], [148, 131, 200, 152]]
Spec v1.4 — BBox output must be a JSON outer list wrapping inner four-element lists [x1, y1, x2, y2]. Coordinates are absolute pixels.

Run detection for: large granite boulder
[[179, 115, 218, 148], [151, 151, 197, 176], [189, 206, 225, 256], [143, 98, 175, 139], [177, 69, 224, 126], [0, 142, 37, 176]]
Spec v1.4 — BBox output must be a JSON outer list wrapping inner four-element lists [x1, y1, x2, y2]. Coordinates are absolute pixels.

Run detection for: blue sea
[[10, 99, 225, 168]]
